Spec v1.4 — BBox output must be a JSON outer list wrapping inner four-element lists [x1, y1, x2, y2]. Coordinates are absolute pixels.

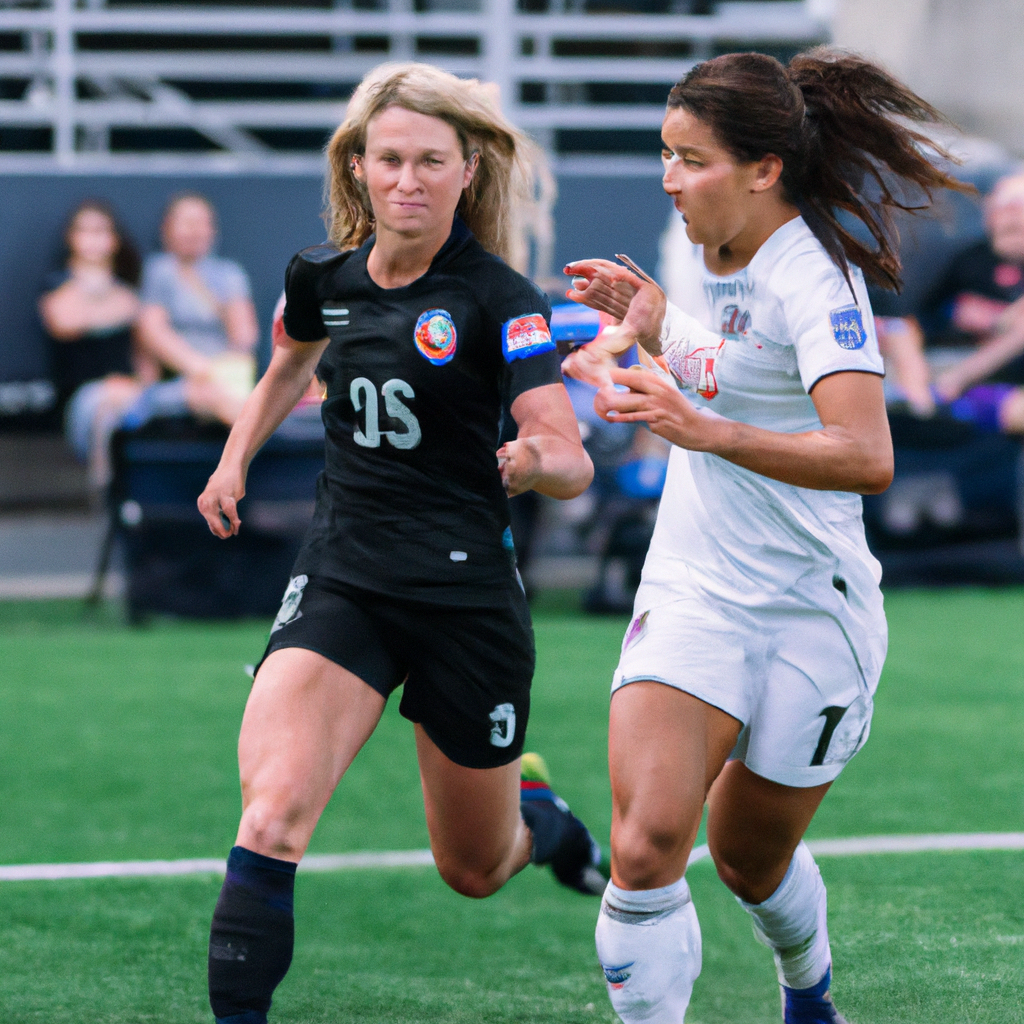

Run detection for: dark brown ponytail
[[666, 47, 973, 290]]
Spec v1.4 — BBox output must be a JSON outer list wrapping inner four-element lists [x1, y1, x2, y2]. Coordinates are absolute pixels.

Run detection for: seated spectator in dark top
[[132, 192, 258, 428], [39, 200, 151, 493], [874, 172, 1024, 436], [923, 172, 1024, 407]]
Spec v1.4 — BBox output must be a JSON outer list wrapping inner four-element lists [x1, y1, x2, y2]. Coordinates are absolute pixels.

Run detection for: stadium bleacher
[[0, 0, 827, 445], [0, 1, 823, 167]]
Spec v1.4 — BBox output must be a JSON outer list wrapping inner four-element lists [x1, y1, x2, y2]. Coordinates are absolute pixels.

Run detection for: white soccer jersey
[[640, 215, 887, 689]]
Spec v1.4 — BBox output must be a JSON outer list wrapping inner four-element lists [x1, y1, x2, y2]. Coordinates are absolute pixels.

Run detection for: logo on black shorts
[[271, 574, 308, 634], [489, 702, 516, 748]]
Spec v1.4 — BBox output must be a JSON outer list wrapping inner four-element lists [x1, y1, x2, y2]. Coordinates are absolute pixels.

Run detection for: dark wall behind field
[[0, 172, 673, 388]]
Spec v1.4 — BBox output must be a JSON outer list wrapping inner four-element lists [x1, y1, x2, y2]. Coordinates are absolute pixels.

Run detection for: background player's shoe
[[520, 752, 607, 895], [782, 968, 850, 1024]]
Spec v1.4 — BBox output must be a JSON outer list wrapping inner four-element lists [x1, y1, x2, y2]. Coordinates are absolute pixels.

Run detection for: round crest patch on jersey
[[414, 308, 458, 365]]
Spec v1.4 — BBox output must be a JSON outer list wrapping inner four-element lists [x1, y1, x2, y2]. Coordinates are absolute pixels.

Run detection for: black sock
[[208, 846, 297, 1024]]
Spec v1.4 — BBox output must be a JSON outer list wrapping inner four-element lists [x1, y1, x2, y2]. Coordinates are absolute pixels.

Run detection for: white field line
[[0, 572, 124, 600], [0, 850, 435, 882], [4, 834, 1024, 882], [686, 832, 1024, 867]]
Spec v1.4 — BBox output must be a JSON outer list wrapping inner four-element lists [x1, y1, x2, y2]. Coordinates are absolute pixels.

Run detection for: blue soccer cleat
[[520, 752, 607, 895], [782, 967, 850, 1024]]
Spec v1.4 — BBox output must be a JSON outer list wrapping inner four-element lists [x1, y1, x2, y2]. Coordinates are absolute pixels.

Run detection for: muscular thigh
[[609, 682, 740, 888], [237, 647, 386, 857]]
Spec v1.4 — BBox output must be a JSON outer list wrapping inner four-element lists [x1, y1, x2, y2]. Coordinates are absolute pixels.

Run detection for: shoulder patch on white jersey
[[829, 304, 867, 350], [502, 314, 555, 362]]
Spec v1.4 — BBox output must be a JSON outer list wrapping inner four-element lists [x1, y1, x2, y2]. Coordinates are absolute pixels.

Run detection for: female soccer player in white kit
[[562, 49, 970, 1024]]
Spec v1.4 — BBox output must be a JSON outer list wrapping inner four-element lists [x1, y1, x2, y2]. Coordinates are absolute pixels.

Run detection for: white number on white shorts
[[350, 377, 422, 450]]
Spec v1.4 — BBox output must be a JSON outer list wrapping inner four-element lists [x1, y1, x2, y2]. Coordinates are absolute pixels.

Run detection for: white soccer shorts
[[611, 588, 880, 788]]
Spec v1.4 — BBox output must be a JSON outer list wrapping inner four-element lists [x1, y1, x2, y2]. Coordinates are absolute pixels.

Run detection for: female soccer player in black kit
[[197, 63, 599, 1024]]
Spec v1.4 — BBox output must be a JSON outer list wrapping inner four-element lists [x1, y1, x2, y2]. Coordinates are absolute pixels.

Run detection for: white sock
[[595, 876, 701, 1023], [737, 841, 831, 990]]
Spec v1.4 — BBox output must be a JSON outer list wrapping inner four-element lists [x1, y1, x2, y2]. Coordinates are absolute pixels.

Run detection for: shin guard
[[208, 846, 297, 1024], [738, 841, 831, 991], [595, 876, 701, 1023]]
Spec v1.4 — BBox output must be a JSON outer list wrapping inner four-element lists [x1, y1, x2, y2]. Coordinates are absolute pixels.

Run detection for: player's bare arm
[[593, 365, 892, 495], [499, 382, 594, 499], [198, 333, 328, 537]]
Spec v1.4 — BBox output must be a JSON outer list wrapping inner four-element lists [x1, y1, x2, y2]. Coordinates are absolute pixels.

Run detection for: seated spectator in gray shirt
[[133, 192, 258, 426]]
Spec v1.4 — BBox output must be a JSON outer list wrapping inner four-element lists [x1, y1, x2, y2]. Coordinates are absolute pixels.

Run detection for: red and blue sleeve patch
[[502, 314, 555, 362]]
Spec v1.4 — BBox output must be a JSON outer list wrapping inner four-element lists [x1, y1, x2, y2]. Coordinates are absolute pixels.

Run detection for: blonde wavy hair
[[325, 62, 539, 265]]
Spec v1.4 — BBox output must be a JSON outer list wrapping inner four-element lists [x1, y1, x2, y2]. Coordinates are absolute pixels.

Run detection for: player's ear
[[751, 153, 783, 193], [350, 154, 366, 184], [463, 150, 480, 189]]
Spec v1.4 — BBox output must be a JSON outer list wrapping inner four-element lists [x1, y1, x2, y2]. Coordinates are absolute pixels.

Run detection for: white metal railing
[[0, 0, 827, 173]]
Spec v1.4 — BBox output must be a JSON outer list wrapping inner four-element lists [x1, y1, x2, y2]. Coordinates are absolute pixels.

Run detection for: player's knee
[[238, 798, 309, 862], [434, 854, 504, 899], [613, 819, 687, 889], [710, 846, 779, 904], [712, 857, 758, 902]]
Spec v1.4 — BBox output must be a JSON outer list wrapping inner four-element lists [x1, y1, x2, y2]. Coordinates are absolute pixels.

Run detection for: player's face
[[67, 207, 119, 265], [660, 108, 764, 252], [357, 106, 477, 239], [162, 198, 216, 262]]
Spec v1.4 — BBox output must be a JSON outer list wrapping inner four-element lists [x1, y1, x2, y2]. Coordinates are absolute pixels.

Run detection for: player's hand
[[497, 438, 542, 497], [595, 366, 711, 451], [566, 259, 666, 355], [197, 466, 246, 538], [561, 329, 631, 388], [564, 259, 637, 321]]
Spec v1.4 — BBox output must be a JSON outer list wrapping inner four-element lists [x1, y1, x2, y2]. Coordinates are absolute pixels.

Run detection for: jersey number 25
[[350, 377, 422, 450]]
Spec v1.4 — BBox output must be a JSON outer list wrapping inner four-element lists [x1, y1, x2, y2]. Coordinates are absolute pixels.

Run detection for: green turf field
[[1, 589, 1023, 1023]]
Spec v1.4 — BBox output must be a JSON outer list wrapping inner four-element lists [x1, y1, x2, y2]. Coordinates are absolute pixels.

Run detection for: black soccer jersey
[[282, 217, 562, 606]]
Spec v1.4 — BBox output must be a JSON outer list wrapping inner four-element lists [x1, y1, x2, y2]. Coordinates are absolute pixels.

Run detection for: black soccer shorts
[[259, 574, 534, 769]]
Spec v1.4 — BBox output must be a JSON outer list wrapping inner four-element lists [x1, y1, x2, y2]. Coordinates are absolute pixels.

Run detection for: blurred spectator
[[876, 172, 1024, 436], [924, 171, 1024, 407], [132, 192, 258, 427], [875, 316, 936, 416], [878, 314, 1024, 432], [39, 199, 149, 494]]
